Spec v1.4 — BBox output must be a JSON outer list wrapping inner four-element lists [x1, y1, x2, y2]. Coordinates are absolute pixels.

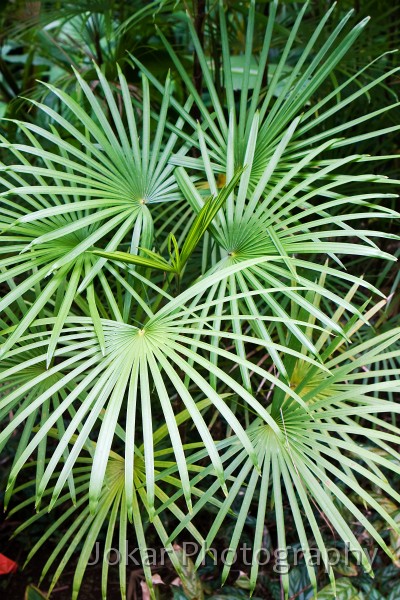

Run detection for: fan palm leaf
[[0, 64, 189, 361], [166, 317, 400, 597]]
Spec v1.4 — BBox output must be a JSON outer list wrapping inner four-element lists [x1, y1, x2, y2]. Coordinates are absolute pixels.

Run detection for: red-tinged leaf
[[0, 554, 18, 575]]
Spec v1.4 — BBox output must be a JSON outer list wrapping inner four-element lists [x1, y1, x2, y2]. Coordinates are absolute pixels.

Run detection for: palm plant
[[165, 286, 400, 596], [0, 2, 399, 599]]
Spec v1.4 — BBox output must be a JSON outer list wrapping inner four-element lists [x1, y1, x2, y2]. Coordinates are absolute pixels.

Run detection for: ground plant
[[0, 1, 399, 599]]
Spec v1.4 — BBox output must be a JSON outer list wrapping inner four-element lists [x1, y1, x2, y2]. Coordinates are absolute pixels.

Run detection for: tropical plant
[[0, 0, 180, 115], [0, 1, 399, 600]]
